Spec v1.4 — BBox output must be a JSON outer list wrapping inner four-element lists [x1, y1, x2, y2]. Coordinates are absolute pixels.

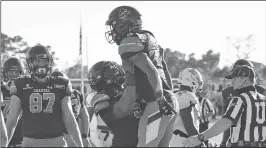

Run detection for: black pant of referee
[[199, 122, 209, 146]]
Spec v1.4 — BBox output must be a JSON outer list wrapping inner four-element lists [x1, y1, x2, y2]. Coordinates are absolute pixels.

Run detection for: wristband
[[81, 133, 89, 138]]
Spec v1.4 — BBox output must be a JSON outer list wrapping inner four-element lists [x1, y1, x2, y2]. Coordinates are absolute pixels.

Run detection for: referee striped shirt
[[199, 97, 214, 123], [222, 86, 266, 144]]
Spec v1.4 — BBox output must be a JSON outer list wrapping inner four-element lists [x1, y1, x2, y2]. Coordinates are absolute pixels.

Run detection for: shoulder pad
[[94, 101, 110, 115], [91, 93, 110, 107], [176, 91, 199, 110], [119, 35, 144, 56]]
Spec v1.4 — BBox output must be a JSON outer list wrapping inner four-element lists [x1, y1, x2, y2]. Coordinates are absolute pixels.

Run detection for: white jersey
[[86, 92, 113, 147], [170, 90, 200, 147]]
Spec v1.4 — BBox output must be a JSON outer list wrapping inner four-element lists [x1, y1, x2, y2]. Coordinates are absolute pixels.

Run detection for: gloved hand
[[156, 96, 177, 116]]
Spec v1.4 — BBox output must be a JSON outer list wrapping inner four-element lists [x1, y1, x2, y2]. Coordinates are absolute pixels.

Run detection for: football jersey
[[118, 30, 172, 102], [10, 76, 72, 139], [92, 93, 139, 147], [87, 92, 113, 147], [71, 89, 84, 119], [173, 90, 200, 136]]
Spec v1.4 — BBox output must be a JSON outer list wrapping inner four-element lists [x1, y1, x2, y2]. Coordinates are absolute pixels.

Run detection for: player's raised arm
[[5, 82, 22, 144], [77, 92, 91, 147], [61, 82, 83, 147]]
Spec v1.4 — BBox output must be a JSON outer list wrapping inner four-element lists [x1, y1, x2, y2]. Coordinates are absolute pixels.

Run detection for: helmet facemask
[[88, 61, 125, 95], [27, 55, 53, 79], [105, 18, 142, 45]]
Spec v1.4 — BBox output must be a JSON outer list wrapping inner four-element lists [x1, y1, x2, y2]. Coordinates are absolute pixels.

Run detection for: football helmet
[[177, 68, 204, 93], [105, 5, 142, 44], [26, 45, 54, 78], [88, 61, 125, 93], [2, 57, 25, 82]]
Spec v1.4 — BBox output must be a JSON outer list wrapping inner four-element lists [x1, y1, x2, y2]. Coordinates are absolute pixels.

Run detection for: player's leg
[[158, 99, 179, 147], [137, 101, 176, 147]]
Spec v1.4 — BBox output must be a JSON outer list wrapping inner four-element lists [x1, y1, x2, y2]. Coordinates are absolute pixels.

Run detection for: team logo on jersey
[[47, 86, 52, 89], [23, 84, 33, 90], [54, 84, 65, 89]]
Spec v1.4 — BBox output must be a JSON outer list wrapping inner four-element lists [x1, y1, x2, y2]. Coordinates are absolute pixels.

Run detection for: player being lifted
[[105, 6, 179, 147], [1, 57, 25, 147], [5, 45, 83, 147], [50, 70, 91, 147], [170, 68, 204, 147], [88, 61, 141, 147]]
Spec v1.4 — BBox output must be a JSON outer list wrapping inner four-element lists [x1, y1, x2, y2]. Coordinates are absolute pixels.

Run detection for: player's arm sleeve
[[6, 81, 22, 142], [256, 85, 266, 96], [113, 85, 136, 118], [180, 104, 199, 136], [222, 97, 245, 126], [160, 46, 173, 89]]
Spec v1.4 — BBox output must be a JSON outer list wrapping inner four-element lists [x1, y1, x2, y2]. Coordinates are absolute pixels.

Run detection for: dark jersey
[[92, 93, 140, 147], [1, 84, 23, 145], [10, 75, 72, 139], [64, 89, 84, 134], [71, 89, 84, 119], [222, 85, 266, 109], [118, 30, 172, 102]]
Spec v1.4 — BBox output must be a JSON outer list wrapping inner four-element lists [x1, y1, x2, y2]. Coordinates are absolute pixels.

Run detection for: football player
[[1, 57, 25, 147], [1, 92, 8, 147], [88, 60, 141, 147], [220, 59, 266, 147], [50, 70, 91, 147], [5, 45, 83, 147], [170, 68, 204, 147], [86, 92, 113, 147], [105, 6, 179, 147]]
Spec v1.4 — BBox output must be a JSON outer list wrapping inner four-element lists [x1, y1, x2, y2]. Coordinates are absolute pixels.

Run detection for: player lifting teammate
[[88, 60, 140, 147], [5, 45, 83, 147], [105, 6, 179, 147], [51, 70, 91, 147], [1, 57, 25, 147]]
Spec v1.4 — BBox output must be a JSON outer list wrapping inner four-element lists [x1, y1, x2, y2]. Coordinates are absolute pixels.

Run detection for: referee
[[220, 59, 266, 147], [197, 91, 214, 146], [183, 65, 266, 147]]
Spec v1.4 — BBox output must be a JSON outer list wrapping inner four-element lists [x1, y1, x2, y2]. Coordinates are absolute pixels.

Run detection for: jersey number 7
[[29, 93, 55, 113]]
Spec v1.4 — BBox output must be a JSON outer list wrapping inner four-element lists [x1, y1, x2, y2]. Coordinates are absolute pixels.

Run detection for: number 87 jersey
[[10, 75, 72, 139]]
